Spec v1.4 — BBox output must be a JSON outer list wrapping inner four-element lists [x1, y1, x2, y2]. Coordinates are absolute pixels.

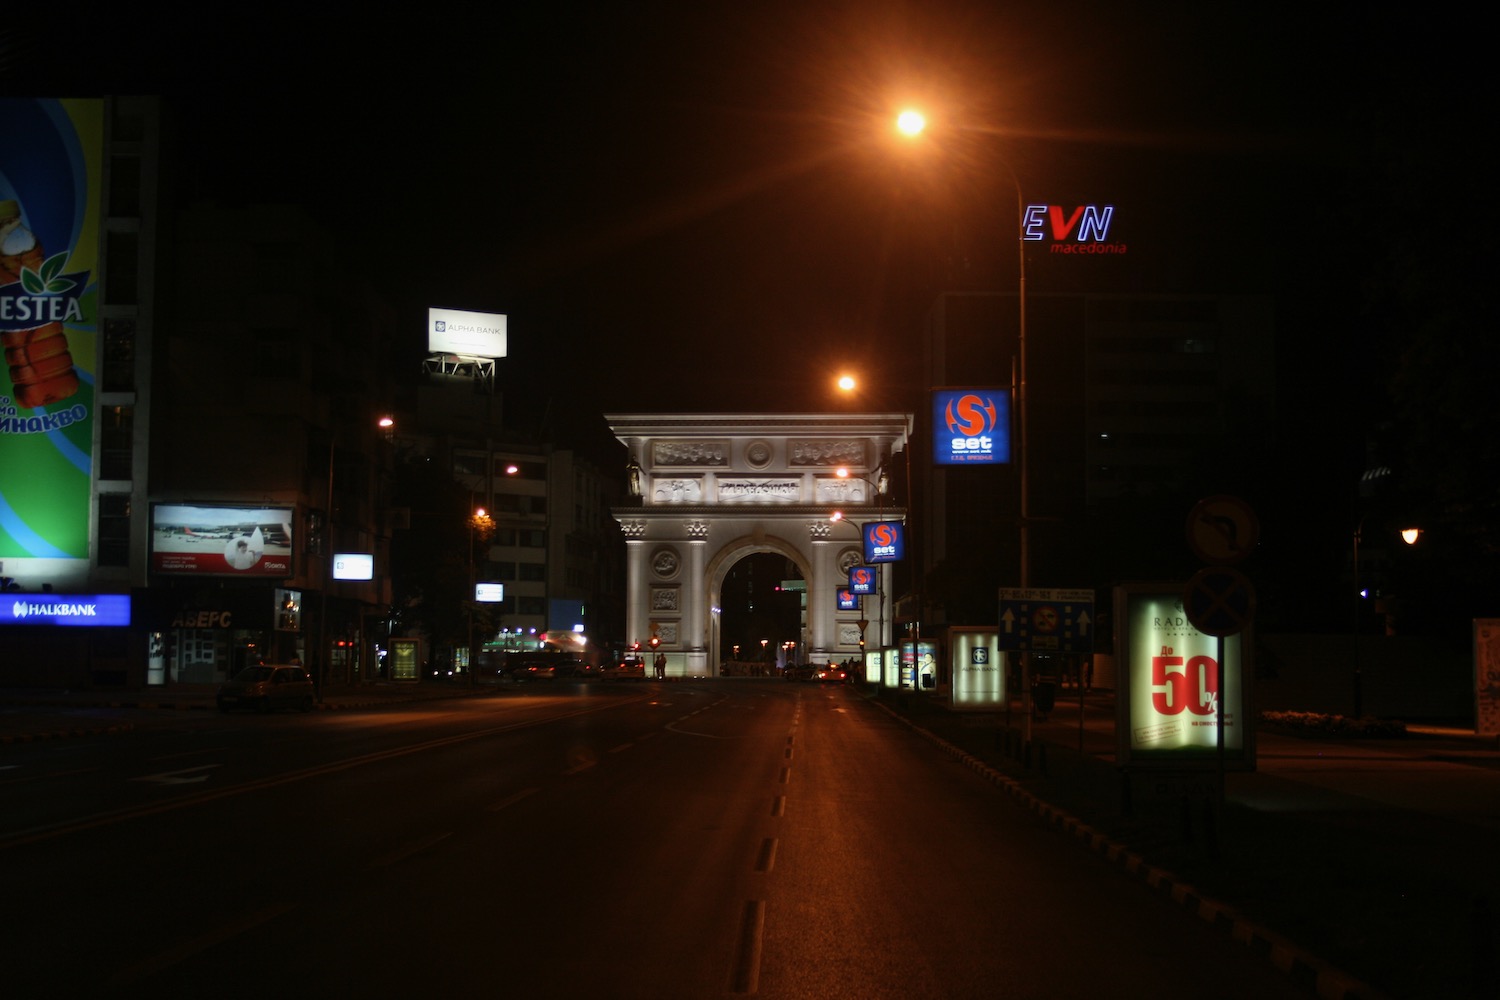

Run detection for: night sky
[[5, 3, 1490, 625], [9, 2, 1452, 405]]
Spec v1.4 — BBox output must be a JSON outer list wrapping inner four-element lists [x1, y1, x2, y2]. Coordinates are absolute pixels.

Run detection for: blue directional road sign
[[997, 587, 1095, 652]]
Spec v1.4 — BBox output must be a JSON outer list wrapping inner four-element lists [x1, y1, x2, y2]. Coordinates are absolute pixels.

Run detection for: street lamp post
[[1352, 521, 1422, 718], [834, 464, 893, 676], [896, 109, 1030, 727]]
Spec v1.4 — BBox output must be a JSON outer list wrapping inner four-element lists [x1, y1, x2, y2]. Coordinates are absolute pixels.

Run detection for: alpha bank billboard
[[428, 306, 507, 358], [0, 99, 104, 568]]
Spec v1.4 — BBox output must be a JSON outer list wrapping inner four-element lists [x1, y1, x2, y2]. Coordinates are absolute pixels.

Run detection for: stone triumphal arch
[[609, 412, 910, 677]]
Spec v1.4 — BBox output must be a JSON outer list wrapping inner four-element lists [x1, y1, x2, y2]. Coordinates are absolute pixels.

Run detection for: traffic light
[[649, 635, 660, 649]]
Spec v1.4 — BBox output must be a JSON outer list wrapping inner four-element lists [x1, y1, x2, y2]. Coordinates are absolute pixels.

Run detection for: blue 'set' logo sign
[[932, 389, 1010, 465]]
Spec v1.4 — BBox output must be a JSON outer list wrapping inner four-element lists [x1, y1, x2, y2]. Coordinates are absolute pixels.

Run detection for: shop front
[[144, 585, 303, 685]]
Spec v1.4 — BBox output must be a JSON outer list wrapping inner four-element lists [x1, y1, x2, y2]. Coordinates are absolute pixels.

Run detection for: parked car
[[217, 664, 316, 713], [603, 654, 647, 681], [505, 654, 560, 682], [814, 663, 848, 683], [568, 659, 602, 680]]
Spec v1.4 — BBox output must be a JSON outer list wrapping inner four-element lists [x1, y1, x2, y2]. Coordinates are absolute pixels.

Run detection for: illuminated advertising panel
[[848, 565, 876, 595], [427, 306, 507, 358], [862, 521, 904, 563], [476, 583, 505, 603], [150, 504, 295, 577], [932, 389, 1011, 465], [332, 553, 374, 581], [901, 639, 939, 689], [1115, 585, 1254, 768], [862, 648, 881, 684], [836, 588, 858, 611], [0, 99, 104, 565], [881, 647, 901, 688], [949, 628, 1003, 708], [0, 592, 129, 627]]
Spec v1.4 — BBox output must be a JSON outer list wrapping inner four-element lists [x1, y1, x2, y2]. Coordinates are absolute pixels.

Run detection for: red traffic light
[[649, 636, 660, 648]]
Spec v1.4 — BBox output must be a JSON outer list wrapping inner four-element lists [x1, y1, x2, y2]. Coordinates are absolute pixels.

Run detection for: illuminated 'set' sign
[[1023, 205, 1126, 255]]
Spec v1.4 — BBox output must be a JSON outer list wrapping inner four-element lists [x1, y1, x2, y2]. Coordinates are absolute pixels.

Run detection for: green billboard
[[0, 98, 103, 561]]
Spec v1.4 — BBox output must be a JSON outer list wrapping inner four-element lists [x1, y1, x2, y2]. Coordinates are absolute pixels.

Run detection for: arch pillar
[[624, 526, 648, 648], [809, 520, 835, 663], [687, 521, 708, 673]]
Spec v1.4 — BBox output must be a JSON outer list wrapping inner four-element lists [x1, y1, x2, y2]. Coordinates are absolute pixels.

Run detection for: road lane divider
[[368, 831, 452, 870], [111, 901, 298, 985], [487, 788, 539, 812], [755, 837, 778, 873], [730, 899, 766, 995]]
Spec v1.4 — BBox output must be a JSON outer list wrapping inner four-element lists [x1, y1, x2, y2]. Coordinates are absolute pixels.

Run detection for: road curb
[[870, 698, 1389, 1000]]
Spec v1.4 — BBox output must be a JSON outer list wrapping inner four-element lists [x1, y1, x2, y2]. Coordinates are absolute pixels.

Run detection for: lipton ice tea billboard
[[0, 99, 103, 566], [1115, 584, 1254, 769]]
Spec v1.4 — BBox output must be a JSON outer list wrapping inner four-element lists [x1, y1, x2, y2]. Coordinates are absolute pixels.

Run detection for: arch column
[[808, 520, 835, 664], [623, 522, 648, 648], [686, 520, 708, 674]]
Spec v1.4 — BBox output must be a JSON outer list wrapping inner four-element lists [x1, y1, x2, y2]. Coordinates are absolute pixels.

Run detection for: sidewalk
[[868, 685, 1500, 1000]]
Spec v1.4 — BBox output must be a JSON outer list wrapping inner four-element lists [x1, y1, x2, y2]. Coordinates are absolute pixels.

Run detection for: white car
[[604, 655, 647, 681], [216, 664, 316, 712]]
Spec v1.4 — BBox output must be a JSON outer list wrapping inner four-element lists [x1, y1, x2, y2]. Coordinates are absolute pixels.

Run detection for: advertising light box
[[862, 522, 905, 564], [1115, 584, 1254, 769], [902, 639, 939, 690], [476, 583, 505, 603], [150, 504, 295, 577], [0, 99, 105, 568], [932, 389, 1011, 466], [332, 553, 374, 581], [428, 306, 507, 358], [949, 628, 1003, 708], [848, 566, 876, 595], [836, 588, 858, 611]]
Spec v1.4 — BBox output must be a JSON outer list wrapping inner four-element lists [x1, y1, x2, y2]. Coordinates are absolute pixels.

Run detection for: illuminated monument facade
[[609, 413, 909, 676]]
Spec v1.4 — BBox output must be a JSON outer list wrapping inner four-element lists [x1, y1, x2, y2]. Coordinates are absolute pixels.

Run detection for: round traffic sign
[[1186, 494, 1260, 565], [1183, 566, 1256, 637]]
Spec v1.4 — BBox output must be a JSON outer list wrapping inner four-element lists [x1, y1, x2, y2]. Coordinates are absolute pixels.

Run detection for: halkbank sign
[[0, 98, 103, 563]]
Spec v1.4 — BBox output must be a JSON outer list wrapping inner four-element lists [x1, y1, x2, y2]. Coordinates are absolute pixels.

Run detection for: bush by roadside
[[1259, 709, 1407, 738]]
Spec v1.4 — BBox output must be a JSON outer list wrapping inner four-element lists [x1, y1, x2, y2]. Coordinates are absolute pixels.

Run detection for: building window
[[100, 405, 133, 480], [519, 562, 546, 582], [518, 596, 546, 616], [453, 451, 486, 478], [521, 529, 545, 548], [97, 493, 131, 566], [498, 459, 547, 480], [102, 318, 136, 392], [493, 562, 517, 581], [108, 156, 142, 217], [106, 231, 138, 305]]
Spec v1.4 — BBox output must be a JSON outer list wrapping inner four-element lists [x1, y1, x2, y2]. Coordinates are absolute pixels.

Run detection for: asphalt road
[[3, 680, 1309, 998]]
